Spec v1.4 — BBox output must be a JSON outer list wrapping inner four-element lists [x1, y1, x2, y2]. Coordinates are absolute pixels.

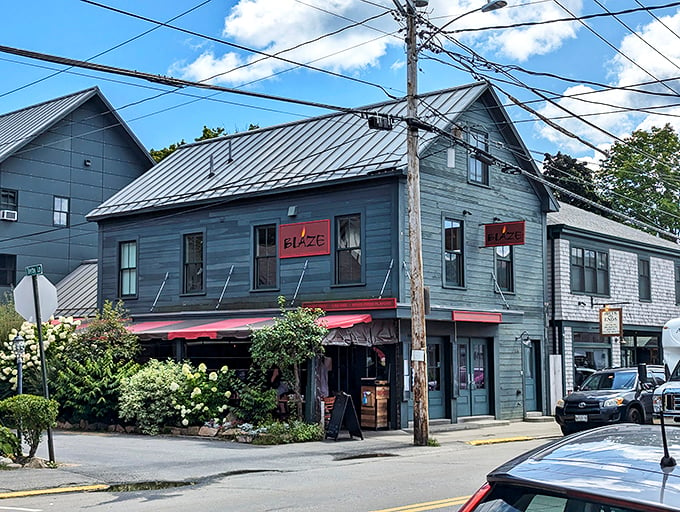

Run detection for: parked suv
[[554, 365, 666, 435]]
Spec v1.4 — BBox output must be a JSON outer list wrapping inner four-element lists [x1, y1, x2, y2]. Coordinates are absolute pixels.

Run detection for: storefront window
[[427, 344, 441, 391], [620, 335, 660, 366], [573, 331, 611, 376]]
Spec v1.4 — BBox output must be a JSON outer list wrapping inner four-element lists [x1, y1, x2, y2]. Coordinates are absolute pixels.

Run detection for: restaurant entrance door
[[456, 337, 490, 417]]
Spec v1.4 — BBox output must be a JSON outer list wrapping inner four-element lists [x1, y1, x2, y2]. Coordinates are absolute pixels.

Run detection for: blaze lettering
[[283, 234, 326, 249]]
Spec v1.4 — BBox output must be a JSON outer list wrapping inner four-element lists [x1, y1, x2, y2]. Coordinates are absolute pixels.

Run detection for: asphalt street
[[0, 420, 562, 498]]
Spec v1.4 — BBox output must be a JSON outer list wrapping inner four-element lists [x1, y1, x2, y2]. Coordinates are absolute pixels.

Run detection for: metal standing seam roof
[[0, 86, 153, 166], [87, 83, 490, 220], [55, 260, 98, 318], [548, 201, 680, 251]]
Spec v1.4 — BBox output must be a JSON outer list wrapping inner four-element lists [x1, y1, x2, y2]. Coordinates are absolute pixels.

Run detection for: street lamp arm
[[419, 0, 507, 51]]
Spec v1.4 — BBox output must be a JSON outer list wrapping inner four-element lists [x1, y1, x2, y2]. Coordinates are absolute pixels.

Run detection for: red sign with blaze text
[[484, 221, 526, 247], [279, 219, 331, 258]]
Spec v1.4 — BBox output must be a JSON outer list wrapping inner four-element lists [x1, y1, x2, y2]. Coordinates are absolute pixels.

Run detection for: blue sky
[[2, 0, 680, 167]]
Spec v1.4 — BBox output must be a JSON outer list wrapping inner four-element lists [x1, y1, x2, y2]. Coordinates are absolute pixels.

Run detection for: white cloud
[[172, 0, 587, 85], [535, 9, 680, 156], [173, 0, 396, 85]]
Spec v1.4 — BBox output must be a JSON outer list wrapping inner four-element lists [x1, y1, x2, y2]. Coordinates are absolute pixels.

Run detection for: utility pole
[[405, 0, 429, 447], [396, 0, 507, 446]]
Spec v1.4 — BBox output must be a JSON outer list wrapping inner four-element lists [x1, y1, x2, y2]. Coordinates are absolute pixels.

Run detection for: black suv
[[554, 365, 666, 435]]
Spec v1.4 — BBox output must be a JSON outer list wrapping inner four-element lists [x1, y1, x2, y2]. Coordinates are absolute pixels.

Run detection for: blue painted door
[[427, 337, 446, 419], [456, 337, 490, 417]]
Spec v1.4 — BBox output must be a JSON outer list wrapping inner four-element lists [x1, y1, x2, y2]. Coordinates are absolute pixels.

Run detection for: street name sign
[[25, 264, 43, 276]]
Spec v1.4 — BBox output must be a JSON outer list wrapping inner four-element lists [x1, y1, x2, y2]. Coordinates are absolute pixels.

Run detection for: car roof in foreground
[[594, 365, 665, 373], [488, 424, 680, 510]]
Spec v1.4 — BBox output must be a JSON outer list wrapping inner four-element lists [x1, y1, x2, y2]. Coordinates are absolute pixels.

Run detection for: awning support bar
[[291, 259, 309, 306], [379, 259, 394, 299], [215, 265, 235, 310], [150, 272, 169, 312]]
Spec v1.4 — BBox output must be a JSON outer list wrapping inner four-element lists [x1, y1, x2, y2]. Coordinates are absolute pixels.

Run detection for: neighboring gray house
[[547, 202, 680, 405], [0, 87, 154, 291], [89, 82, 557, 428]]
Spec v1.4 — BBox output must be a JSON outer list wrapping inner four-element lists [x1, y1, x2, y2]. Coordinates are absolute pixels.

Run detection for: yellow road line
[[369, 495, 471, 512], [466, 436, 533, 445], [0, 484, 109, 499]]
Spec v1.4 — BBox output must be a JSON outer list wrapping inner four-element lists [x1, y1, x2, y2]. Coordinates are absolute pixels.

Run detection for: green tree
[[543, 152, 608, 214], [66, 300, 139, 363], [51, 301, 141, 424], [250, 297, 327, 419], [149, 125, 226, 163], [597, 124, 680, 238]]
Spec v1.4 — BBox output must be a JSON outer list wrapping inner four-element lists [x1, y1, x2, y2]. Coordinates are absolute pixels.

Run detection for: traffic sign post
[[13, 268, 57, 463]]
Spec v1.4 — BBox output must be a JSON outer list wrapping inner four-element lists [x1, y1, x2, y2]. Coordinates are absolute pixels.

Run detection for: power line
[[636, 0, 680, 42], [592, 0, 680, 75], [443, 1, 680, 35], [81, 0, 397, 99], [0, 44, 397, 117], [552, 0, 680, 96], [0, 0, 213, 101]]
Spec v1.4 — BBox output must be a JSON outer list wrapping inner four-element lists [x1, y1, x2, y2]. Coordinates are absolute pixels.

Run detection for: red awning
[[167, 317, 273, 340], [316, 314, 372, 329], [128, 320, 184, 333], [452, 311, 502, 323], [128, 314, 374, 341]]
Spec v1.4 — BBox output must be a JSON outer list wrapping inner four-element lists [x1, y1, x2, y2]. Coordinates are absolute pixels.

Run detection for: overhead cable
[[81, 0, 397, 99]]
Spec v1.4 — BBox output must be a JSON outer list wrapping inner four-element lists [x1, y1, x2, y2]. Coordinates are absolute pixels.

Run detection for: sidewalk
[[0, 419, 562, 498]]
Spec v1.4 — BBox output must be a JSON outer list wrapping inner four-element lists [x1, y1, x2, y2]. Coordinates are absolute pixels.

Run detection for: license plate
[[575, 414, 588, 422]]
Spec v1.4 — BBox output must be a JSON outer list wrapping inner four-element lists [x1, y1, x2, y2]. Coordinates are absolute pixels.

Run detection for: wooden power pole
[[405, 1, 429, 446]]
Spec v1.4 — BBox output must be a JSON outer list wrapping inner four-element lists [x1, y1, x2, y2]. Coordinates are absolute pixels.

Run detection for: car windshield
[[671, 364, 680, 381], [580, 371, 636, 391]]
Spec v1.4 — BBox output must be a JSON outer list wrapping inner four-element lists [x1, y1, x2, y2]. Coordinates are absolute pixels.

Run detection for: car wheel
[[626, 407, 643, 424]]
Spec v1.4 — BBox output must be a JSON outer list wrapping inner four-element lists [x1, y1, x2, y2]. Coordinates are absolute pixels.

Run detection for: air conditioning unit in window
[[0, 210, 17, 222]]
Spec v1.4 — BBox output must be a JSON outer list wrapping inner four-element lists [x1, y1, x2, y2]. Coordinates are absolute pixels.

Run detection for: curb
[[0, 484, 109, 499]]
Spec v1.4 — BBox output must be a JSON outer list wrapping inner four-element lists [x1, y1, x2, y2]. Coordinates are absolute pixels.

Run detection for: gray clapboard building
[[89, 82, 557, 428], [0, 87, 154, 293], [547, 202, 680, 405]]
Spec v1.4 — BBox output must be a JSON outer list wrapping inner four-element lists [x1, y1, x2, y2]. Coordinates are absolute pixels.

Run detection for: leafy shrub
[[68, 301, 140, 363], [0, 394, 58, 458], [0, 425, 19, 458], [253, 420, 323, 445], [52, 352, 140, 424], [234, 386, 277, 425], [119, 359, 184, 435]]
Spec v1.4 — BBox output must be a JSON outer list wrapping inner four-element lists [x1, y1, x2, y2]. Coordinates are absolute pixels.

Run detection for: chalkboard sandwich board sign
[[325, 392, 364, 441]]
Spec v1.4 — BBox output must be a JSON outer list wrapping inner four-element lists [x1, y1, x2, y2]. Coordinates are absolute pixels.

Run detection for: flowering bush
[[119, 359, 236, 434], [0, 317, 79, 393], [119, 359, 185, 435], [170, 362, 234, 427]]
